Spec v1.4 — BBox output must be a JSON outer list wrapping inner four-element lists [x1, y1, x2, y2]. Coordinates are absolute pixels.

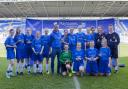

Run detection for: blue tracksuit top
[[50, 30, 62, 48]]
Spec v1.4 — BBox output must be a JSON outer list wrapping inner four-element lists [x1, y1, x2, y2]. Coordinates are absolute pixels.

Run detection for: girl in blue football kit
[[14, 27, 25, 75], [61, 29, 69, 50], [24, 28, 34, 74], [5, 29, 16, 78], [76, 26, 86, 50], [42, 29, 51, 74], [99, 38, 112, 76], [32, 31, 44, 74], [86, 28, 95, 48], [73, 42, 85, 76], [68, 28, 77, 53], [85, 41, 98, 76]]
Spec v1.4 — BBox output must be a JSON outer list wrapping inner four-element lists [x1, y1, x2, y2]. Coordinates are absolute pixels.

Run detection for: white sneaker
[[46, 71, 49, 75], [107, 73, 111, 76], [6, 72, 10, 79], [28, 71, 31, 75]]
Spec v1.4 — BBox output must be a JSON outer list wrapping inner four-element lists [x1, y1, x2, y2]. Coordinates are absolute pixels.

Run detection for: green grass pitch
[[0, 57, 128, 89], [0, 43, 128, 89]]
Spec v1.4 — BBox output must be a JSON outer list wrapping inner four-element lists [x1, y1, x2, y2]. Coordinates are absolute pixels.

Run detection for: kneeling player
[[73, 42, 85, 76], [60, 44, 72, 76], [5, 29, 16, 78], [99, 38, 111, 76], [85, 40, 98, 76], [32, 31, 43, 74]]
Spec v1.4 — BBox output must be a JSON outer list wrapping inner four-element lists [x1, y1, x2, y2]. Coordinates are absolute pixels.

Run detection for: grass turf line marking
[[73, 76, 81, 89]]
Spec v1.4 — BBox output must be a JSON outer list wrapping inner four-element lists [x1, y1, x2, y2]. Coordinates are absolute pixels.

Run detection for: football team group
[[4, 23, 120, 78]]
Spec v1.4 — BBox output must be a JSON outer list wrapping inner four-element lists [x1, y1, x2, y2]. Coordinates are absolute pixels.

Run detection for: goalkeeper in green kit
[[60, 44, 72, 76]]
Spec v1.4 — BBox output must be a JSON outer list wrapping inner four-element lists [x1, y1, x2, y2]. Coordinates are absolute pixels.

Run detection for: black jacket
[[106, 32, 120, 48]]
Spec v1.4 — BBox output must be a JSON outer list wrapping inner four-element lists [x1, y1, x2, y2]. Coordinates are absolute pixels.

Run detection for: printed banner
[[26, 19, 43, 35]]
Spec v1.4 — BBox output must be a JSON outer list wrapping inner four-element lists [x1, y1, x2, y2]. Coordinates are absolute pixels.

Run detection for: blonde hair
[[101, 38, 107, 45], [77, 42, 81, 46]]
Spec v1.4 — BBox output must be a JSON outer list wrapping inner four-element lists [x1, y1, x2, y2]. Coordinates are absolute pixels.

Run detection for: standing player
[[73, 42, 85, 76], [85, 40, 98, 76], [68, 28, 77, 53], [32, 31, 43, 74], [90, 26, 97, 44], [60, 44, 72, 76], [76, 26, 86, 50], [50, 23, 62, 75], [14, 27, 25, 75], [24, 28, 34, 74], [61, 29, 69, 50], [42, 29, 51, 74], [5, 29, 16, 78], [86, 28, 94, 48], [95, 26, 106, 50], [99, 38, 111, 76], [106, 24, 120, 73]]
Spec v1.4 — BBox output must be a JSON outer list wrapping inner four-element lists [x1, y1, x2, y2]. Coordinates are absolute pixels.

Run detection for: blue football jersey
[[5, 36, 15, 51], [73, 49, 85, 62], [86, 34, 94, 42], [68, 33, 77, 51], [14, 33, 25, 48], [76, 32, 86, 43], [86, 48, 98, 58], [32, 38, 43, 53], [24, 34, 34, 45], [99, 47, 111, 60]]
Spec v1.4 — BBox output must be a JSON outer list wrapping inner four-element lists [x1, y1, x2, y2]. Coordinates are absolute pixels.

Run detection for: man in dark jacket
[[95, 26, 106, 50], [106, 24, 120, 73]]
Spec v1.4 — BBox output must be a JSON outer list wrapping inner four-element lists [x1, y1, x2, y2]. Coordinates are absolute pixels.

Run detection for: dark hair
[[9, 29, 14, 33], [91, 26, 94, 29], [91, 26, 95, 31], [109, 24, 113, 27], [98, 25, 103, 28], [15, 27, 21, 36]]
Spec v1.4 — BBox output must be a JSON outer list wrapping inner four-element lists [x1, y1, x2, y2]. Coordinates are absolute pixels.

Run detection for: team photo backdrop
[[26, 19, 111, 34], [0, 18, 128, 43]]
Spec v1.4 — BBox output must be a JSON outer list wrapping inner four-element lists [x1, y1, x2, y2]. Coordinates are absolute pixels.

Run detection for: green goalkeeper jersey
[[60, 50, 72, 64]]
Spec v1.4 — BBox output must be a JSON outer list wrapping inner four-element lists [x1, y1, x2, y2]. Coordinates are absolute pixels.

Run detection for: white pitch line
[[73, 76, 81, 89]]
